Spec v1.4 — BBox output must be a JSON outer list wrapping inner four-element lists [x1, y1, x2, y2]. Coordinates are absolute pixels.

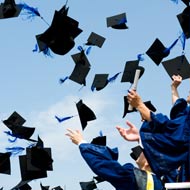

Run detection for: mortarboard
[[130, 145, 144, 161], [0, 152, 11, 175], [79, 180, 97, 190], [91, 136, 106, 146], [106, 13, 128, 29], [177, 6, 190, 39], [162, 55, 190, 80], [69, 51, 91, 86], [146, 38, 170, 65], [3, 111, 36, 141], [120, 60, 145, 83], [37, 9, 82, 55], [86, 32, 106, 48], [19, 155, 47, 181], [123, 96, 157, 118], [91, 74, 109, 91], [0, 0, 23, 19], [76, 99, 96, 130]]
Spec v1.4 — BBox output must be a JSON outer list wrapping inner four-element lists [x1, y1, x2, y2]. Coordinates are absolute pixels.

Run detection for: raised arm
[[127, 90, 151, 122], [171, 75, 182, 105]]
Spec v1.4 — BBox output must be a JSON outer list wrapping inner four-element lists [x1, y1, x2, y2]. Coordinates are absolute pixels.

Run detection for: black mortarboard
[[146, 38, 170, 65], [121, 60, 145, 83], [76, 99, 96, 130], [19, 155, 47, 181], [79, 180, 97, 190], [37, 10, 82, 55], [91, 136, 106, 146], [106, 13, 128, 29], [177, 6, 190, 39], [0, 0, 23, 19], [130, 145, 144, 161], [162, 55, 190, 80], [86, 32, 106, 48], [0, 152, 11, 175], [123, 96, 157, 118], [91, 74, 109, 91], [3, 111, 36, 141], [69, 51, 91, 86]]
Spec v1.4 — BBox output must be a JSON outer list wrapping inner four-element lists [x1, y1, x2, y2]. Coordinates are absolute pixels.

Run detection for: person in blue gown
[[66, 128, 164, 190], [118, 74, 190, 179]]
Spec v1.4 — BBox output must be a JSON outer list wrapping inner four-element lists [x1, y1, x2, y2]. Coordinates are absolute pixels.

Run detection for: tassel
[[164, 37, 179, 54], [108, 72, 122, 83], [137, 53, 145, 61], [55, 115, 75, 123], [32, 43, 38, 52], [99, 130, 103, 136], [4, 131, 18, 143], [179, 32, 186, 53], [91, 85, 95, 92], [5, 146, 25, 156], [86, 46, 92, 55], [43, 47, 53, 57], [59, 76, 69, 84], [77, 45, 83, 52]]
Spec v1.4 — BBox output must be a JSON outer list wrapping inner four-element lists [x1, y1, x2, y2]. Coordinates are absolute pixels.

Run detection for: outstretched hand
[[116, 120, 140, 142], [65, 128, 84, 145]]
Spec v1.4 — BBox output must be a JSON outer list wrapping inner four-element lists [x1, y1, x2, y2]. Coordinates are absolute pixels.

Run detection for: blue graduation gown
[[79, 143, 163, 190], [140, 98, 190, 178]]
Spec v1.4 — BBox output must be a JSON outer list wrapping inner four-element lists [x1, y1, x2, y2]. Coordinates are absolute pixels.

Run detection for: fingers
[[126, 120, 134, 129]]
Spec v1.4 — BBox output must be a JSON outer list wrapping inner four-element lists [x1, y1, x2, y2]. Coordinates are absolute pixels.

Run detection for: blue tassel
[[55, 115, 75, 123], [179, 32, 186, 52], [86, 46, 92, 55], [99, 130, 103, 136], [108, 72, 122, 83], [4, 131, 18, 143], [77, 45, 83, 52], [59, 76, 69, 84], [43, 47, 53, 57], [19, 2, 40, 20], [32, 43, 38, 52], [164, 37, 179, 54], [137, 53, 145, 61], [91, 85, 95, 92], [5, 146, 25, 156]]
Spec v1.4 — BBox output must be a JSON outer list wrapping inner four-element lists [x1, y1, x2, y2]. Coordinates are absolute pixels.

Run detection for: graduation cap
[[162, 55, 190, 80], [85, 32, 106, 48], [76, 99, 96, 130], [0, 0, 23, 19], [91, 135, 106, 146], [3, 111, 36, 142], [91, 74, 109, 91], [177, 6, 190, 39], [0, 152, 11, 175], [121, 60, 145, 83], [26, 136, 53, 171], [79, 180, 97, 190], [106, 13, 128, 29], [130, 145, 144, 161], [69, 51, 91, 86], [37, 9, 82, 55], [146, 38, 171, 65], [123, 96, 156, 118]]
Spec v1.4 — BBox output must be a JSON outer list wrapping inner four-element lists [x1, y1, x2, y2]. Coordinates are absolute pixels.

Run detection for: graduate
[[124, 74, 190, 179], [66, 128, 164, 190]]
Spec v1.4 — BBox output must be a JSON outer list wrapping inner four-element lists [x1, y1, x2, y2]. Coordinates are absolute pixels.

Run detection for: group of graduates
[[66, 74, 190, 190]]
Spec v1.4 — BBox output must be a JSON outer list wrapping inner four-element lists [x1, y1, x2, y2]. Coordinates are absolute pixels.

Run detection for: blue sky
[[0, 0, 189, 189]]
